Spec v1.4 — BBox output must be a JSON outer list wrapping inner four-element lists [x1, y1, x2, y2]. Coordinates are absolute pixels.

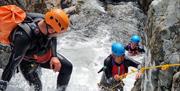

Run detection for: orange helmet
[[45, 9, 69, 33]]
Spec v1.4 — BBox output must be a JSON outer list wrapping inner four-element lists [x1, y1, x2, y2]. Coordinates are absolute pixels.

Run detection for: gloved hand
[[0, 80, 8, 91], [135, 71, 142, 80], [50, 57, 61, 72], [114, 74, 121, 81]]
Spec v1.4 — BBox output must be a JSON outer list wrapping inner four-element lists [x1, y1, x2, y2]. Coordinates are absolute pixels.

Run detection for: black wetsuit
[[1, 17, 73, 91], [100, 55, 140, 90]]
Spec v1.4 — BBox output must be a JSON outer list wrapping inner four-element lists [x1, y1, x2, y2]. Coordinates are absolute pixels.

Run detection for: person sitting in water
[[125, 35, 145, 56], [99, 42, 141, 91]]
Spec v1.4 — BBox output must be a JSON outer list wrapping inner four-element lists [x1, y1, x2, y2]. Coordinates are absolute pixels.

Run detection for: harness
[[10, 13, 52, 63]]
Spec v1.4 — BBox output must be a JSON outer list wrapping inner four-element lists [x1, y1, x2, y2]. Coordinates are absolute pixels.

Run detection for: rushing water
[[1, 0, 146, 91]]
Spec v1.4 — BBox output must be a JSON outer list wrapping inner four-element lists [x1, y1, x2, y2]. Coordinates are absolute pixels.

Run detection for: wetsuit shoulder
[[104, 55, 113, 79], [104, 55, 113, 66]]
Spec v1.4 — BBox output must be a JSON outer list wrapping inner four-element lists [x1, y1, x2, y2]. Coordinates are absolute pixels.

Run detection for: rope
[[109, 64, 180, 89]]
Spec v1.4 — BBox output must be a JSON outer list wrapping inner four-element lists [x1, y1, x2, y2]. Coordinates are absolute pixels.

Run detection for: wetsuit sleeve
[[104, 55, 112, 79], [138, 46, 145, 53], [125, 56, 140, 68], [103, 55, 117, 84], [1, 28, 31, 82], [51, 37, 57, 57], [125, 45, 129, 51]]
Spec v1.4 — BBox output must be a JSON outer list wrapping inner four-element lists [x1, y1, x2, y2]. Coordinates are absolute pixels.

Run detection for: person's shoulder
[[104, 55, 113, 65], [105, 54, 112, 61], [18, 21, 41, 38]]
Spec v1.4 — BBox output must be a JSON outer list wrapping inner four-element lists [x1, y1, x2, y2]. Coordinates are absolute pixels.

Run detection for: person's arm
[[104, 57, 112, 79], [103, 55, 117, 83], [125, 45, 129, 51], [1, 28, 31, 82], [138, 46, 145, 53], [125, 56, 141, 68], [50, 37, 62, 72]]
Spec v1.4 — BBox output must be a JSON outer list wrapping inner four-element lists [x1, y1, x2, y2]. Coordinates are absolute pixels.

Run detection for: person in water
[[125, 35, 145, 56], [99, 42, 141, 91]]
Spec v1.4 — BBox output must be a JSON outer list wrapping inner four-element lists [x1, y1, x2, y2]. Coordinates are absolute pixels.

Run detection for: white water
[[0, 0, 146, 91]]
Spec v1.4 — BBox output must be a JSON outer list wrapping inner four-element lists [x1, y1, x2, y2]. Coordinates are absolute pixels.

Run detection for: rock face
[[0, 0, 76, 13], [0, 0, 47, 13], [0, 45, 11, 69], [138, 0, 153, 14], [172, 72, 180, 91], [133, 0, 180, 91]]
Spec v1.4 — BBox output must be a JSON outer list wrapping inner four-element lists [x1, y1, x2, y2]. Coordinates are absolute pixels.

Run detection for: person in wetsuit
[[99, 42, 140, 91], [0, 9, 73, 91], [125, 35, 145, 56]]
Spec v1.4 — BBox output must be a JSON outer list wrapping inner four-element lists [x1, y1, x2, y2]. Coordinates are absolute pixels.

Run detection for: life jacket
[[23, 49, 52, 63], [126, 43, 139, 56], [111, 60, 127, 77]]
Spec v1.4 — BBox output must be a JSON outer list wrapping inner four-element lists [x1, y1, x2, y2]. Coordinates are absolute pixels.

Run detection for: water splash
[[2, 0, 146, 91]]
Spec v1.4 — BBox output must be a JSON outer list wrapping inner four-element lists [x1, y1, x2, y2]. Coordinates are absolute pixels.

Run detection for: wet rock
[[131, 78, 142, 91], [133, 0, 180, 91], [172, 72, 180, 91], [138, 0, 153, 14], [46, 0, 77, 14], [0, 0, 77, 13], [165, 53, 180, 91], [0, 45, 11, 69], [0, 0, 46, 13]]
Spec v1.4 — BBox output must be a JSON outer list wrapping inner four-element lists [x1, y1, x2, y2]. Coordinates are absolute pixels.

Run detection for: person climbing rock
[[98, 42, 141, 91], [0, 5, 73, 91]]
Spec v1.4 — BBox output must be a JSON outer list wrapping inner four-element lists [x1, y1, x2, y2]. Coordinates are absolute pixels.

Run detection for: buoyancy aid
[[111, 60, 127, 77]]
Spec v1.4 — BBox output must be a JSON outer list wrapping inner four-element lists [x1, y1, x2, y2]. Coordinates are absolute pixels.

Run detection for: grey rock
[[133, 0, 180, 91], [131, 78, 142, 91], [0, 52, 9, 69], [0, 0, 76, 13], [138, 0, 153, 14], [172, 72, 180, 91]]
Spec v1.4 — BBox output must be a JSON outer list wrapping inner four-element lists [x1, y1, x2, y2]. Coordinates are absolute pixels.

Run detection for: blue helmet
[[111, 42, 125, 56], [130, 35, 141, 44]]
